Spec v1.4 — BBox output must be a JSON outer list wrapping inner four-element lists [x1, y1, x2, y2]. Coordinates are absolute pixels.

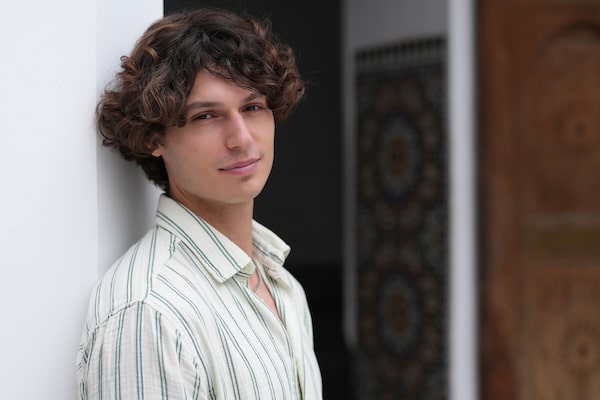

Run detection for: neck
[[174, 195, 255, 256], [202, 204, 254, 256]]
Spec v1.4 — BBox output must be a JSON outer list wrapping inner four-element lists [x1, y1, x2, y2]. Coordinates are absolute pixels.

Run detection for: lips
[[219, 158, 260, 174]]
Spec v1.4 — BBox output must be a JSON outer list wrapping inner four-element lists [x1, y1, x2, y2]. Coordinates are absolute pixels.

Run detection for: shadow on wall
[[97, 146, 160, 271]]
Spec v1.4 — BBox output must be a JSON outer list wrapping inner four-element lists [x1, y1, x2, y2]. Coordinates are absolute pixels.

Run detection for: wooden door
[[478, 0, 600, 399]]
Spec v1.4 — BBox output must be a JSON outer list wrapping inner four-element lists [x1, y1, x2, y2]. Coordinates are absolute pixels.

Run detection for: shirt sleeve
[[78, 301, 209, 400]]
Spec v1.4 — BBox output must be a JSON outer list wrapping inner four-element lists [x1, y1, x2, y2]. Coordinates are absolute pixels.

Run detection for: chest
[[153, 263, 308, 399]]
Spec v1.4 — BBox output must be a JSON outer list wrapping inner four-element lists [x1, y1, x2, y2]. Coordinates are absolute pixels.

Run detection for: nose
[[225, 113, 253, 150]]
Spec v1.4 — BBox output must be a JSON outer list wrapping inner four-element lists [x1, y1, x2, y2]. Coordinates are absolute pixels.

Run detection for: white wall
[[96, 1, 163, 273], [343, 0, 477, 399], [0, 1, 161, 398]]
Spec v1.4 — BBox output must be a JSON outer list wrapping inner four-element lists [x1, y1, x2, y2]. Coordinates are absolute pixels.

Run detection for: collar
[[155, 195, 292, 288]]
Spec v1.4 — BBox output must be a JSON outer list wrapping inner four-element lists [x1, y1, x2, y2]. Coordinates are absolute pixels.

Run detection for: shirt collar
[[251, 219, 291, 287], [155, 195, 292, 288]]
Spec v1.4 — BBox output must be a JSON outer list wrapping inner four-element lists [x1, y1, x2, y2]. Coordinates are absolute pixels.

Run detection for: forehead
[[187, 70, 259, 102]]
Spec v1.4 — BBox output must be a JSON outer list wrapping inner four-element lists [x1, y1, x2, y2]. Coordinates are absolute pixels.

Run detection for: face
[[152, 70, 275, 214]]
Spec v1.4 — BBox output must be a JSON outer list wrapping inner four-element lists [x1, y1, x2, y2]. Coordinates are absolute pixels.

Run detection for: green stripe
[[135, 303, 145, 400], [155, 312, 168, 399]]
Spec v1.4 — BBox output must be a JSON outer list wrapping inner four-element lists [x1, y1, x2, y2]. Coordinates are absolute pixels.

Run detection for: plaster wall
[[0, 1, 161, 398]]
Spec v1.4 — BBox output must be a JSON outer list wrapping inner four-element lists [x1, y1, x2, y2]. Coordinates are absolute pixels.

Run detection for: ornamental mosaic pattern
[[354, 38, 448, 399]]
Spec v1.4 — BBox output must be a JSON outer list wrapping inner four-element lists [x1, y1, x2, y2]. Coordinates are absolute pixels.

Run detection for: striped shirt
[[76, 195, 322, 400]]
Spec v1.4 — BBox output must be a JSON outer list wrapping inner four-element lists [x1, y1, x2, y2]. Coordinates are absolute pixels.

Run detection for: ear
[[148, 132, 164, 157], [151, 146, 163, 157]]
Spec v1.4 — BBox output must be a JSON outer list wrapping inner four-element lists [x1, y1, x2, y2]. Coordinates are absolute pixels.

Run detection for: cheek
[[169, 135, 214, 161], [162, 142, 205, 176], [262, 127, 275, 149]]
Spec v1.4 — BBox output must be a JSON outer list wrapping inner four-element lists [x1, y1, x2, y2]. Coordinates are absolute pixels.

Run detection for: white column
[[449, 0, 479, 399], [0, 1, 161, 398], [96, 0, 163, 273]]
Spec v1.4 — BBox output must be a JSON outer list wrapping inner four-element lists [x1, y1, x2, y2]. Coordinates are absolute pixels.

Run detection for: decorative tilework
[[354, 37, 448, 400]]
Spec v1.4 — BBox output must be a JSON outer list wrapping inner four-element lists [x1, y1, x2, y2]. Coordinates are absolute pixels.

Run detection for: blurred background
[[1, 0, 598, 399]]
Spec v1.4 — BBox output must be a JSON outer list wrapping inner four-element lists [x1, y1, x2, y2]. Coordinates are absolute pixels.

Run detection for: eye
[[190, 112, 214, 121], [244, 104, 265, 112]]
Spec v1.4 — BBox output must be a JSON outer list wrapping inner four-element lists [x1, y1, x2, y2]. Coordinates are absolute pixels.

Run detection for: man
[[76, 8, 322, 400]]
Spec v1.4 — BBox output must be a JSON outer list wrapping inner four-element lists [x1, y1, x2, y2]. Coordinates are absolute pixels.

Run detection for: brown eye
[[191, 113, 213, 121], [245, 105, 260, 112]]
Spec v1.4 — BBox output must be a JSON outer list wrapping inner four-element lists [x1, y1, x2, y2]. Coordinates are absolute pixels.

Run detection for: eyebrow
[[185, 92, 265, 113]]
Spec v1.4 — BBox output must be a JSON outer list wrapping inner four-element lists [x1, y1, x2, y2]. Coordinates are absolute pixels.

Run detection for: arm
[[78, 302, 208, 400]]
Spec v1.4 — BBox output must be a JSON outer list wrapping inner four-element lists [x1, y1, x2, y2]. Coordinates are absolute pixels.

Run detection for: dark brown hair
[[97, 8, 305, 191]]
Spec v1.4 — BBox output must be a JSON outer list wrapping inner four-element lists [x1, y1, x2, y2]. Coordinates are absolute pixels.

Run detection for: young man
[[76, 8, 322, 400]]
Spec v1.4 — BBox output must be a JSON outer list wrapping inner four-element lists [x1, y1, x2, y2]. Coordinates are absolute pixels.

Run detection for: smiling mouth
[[219, 158, 259, 173]]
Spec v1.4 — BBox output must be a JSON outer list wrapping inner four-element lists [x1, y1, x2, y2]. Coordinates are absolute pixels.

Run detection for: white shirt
[[76, 195, 322, 400]]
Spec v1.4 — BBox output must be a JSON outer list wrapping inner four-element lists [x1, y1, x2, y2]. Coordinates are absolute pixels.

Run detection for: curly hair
[[97, 8, 305, 191]]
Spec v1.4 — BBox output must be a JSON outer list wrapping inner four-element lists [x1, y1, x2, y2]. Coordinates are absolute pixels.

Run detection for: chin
[[227, 187, 265, 204]]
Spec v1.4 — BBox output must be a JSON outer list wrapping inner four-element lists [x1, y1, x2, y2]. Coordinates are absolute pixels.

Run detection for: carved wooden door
[[478, 0, 600, 399]]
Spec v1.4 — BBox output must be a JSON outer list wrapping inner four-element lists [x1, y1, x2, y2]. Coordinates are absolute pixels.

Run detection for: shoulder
[[84, 226, 178, 331]]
